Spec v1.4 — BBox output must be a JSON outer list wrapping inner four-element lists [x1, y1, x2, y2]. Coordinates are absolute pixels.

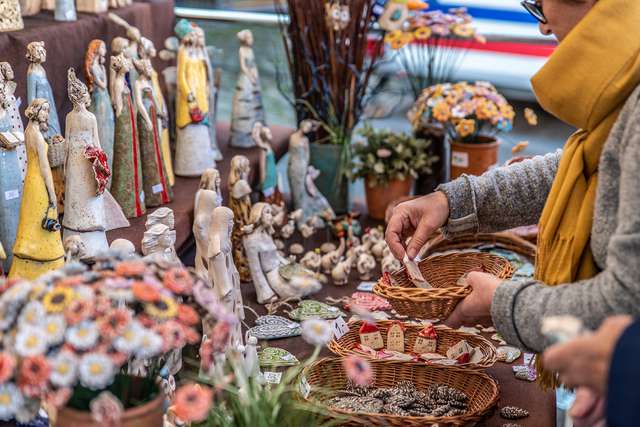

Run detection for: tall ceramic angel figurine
[[288, 120, 335, 225], [54, 0, 76, 21], [63, 69, 129, 259], [0, 63, 25, 180], [19, 0, 40, 16], [230, 29, 265, 148], [0, 0, 23, 31], [110, 53, 145, 219], [243, 203, 321, 303], [0, 82, 24, 273], [228, 155, 252, 282], [109, 14, 142, 94], [140, 37, 175, 186], [208, 206, 244, 346], [193, 169, 222, 279], [133, 58, 172, 208], [174, 19, 215, 177], [84, 40, 114, 188], [9, 99, 64, 280], [194, 25, 223, 161], [252, 122, 283, 206], [141, 223, 180, 266]]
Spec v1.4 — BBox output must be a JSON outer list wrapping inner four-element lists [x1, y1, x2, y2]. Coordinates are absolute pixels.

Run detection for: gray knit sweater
[[438, 85, 640, 353]]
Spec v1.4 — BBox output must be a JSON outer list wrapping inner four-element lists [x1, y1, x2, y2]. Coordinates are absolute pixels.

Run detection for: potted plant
[[352, 124, 436, 220], [409, 81, 515, 178], [0, 256, 212, 426]]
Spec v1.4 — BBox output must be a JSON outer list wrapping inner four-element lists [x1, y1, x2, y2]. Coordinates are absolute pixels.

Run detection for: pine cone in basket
[[500, 406, 530, 420]]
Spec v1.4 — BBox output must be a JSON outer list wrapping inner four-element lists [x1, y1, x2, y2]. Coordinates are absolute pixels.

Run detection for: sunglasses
[[521, 0, 548, 24]]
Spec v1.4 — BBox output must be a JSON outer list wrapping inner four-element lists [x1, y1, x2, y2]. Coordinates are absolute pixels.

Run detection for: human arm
[[35, 131, 57, 207], [606, 319, 640, 427], [176, 48, 194, 104]]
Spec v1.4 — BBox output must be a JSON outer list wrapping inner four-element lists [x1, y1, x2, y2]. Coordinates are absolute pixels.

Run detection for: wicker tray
[[426, 232, 536, 262], [302, 358, 499, 427], [373, 252, 514, 319], [328, 320, 497, 369]]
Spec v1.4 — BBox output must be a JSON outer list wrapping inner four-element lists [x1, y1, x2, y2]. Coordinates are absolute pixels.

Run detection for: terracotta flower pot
[[365, 177, 413, 220], [55, 392, 164, 427], [450, 136, 500, 179]]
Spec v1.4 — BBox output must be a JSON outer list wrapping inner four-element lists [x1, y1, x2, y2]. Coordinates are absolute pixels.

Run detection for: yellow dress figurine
[[9, 99, 64, 280]]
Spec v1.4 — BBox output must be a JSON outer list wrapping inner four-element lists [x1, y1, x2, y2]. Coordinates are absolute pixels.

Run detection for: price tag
[[357, 281, 375, 292], [4, 189, 19, 201], [328, 306, 339, 313], [264, 371, 282, 384], [299, 375, 311, 398], [451, 151, 469, 168], [287, 323, 300, 329], [140, 191, 145, 203], [152, 183, 164, 194], [332, 316, 350, 340]]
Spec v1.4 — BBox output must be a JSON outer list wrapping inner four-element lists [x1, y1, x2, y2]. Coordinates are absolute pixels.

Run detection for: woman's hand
[[542, 315, 633, 395], [570, 388, 607, 427], [444, 272, 502, 328], [385, 191, 450, 260]]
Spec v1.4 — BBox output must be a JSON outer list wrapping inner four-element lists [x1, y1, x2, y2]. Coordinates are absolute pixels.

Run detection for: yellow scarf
[[531, 0, 640, 388]]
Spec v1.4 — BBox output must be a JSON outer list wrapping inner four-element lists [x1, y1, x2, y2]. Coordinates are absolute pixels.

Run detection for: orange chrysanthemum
[[432, 101, 452, 122], [172, 384, 213, 423]]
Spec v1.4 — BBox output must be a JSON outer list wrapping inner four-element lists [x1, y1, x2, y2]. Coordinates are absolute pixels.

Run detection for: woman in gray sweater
[[387, 0, 640, 354]]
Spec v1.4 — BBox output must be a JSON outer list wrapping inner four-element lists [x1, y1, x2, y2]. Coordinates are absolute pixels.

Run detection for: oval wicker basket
[[426, 232, 536, 262], [302, 358, 499, 427], [373, 251, 514, 319], [328, 320, 497, 369], [47, 137, 66, 168]]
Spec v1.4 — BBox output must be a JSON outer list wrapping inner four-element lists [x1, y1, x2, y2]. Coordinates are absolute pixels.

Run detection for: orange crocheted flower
[[455, 119, 476, 138], [19, 356, 50, 396], [172, 384, 213, 423], [0, 353, 16, 384], [414, 27, 432, 40], [177, 305, 200, 326], [56, 276, 86, 288], [132, 281, 161, 302], [115, 260, 147, 277], [99, 308, 131, 338], [163, 268, 194, 295], [432, 101, 452, 122]]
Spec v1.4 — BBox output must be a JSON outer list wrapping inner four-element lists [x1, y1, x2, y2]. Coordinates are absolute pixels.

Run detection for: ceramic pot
[[55, 391, 164, 427], [365, 177, 413, 221], [414, 124, 447, 195], [309, 142, 350, 214], [450, 136, 500, 179]]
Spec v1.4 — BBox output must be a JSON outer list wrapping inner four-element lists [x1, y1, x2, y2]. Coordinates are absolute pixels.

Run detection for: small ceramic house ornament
[[446, 340, 474, 364], [0, 0, 23, 31], [359, 321, 384, 350], [413, 323, 438, 354], [386, 321, 405, 353]]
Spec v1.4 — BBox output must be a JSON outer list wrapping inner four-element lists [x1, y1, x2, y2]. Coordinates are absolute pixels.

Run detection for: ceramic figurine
[[146, 207, 175, 230], [194, 26, 223, 161], [9, 99, 64, 280], [300, 250, 321, 272], [133, 59, 172, 207], [0, 63, 26, 181], [446, 340, 473, 364], [84, 40, 115, 188], [0, 82, 24, 272], [63, 235, 87, 263], [230, 29, 265, 148], [381, 247, 402, 274], [371, 238, 387, 260], [76, 0, 106, 13], [252, 123, 283, 206], [109, 14, 142, 95], [18, 0, 39, 16], [0, 242, 5, 275], [386, 321, 405, 353], [359, 321, 384, 350], [321, 236, 345, 274], [174, 19, 215, 177], [141, 223, 180, 266], [356, 252, 376, 281], [110, 53, 145, 219], [109, 238, 136, 258], [331, 255, 353, 286], [0, 0, 23, 31], [207, 206, 244, 347], [26, 42, 64, 212], [325, 1, 350, 32], [288, 120, 335, 225], [193, 169, 223, 279], [140, 37, 175, 186], [55, 0, 76, 21], [229, 155, 252, 282]]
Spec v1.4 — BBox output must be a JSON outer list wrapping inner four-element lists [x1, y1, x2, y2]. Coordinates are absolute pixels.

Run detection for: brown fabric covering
[[0, 1, 175, 130], [106, 122, 292, 252]]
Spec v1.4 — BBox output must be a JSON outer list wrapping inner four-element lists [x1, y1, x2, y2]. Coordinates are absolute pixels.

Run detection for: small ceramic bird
[[332, 255, 355, 286], [322, 237, 346, 274]]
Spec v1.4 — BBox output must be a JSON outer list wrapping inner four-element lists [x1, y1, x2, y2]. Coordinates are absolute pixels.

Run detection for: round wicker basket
[[373, 252, 514, 319], [327, 320, 497, 369], [426, 232, 536, 262], [302, 358, 499, 427]]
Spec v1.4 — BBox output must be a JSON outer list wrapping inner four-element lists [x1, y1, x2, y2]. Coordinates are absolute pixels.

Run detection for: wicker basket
[[426, 232, 536, 262], [47, 137, 66, 168], [328, 320, 497, 369], [302, 358, 499, 427], [373, 252, 514, 319]]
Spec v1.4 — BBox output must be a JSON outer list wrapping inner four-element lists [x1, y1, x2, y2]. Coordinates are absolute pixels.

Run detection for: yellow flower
[[432, 101, 452, 122], [500, 104, 516, 121], [144, 294, 178, 320], [384, 30, 403, 44], [452, 24, 475, 38], [42, 287, 75, 313], [400, 32, 415, 46], [389, 38, 407, 50], [414, 27, 432, 41], [476, 100, 499, 121], [456, 119, 476, 138]]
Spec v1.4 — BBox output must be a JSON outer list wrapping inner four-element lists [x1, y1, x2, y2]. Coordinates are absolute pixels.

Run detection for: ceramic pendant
[[344, 292, 391, 312], [512, 365, 537, 382], [288, 300, 345, 321], [458, 326, 481, 335], [446, 340, 473, 364], [248, 315, 301, 340], [259, 347, 299, 368], [412, 323, 437, 354], [386, 321, 405, 353], [325, 1, 350, 31], [497, 346, 522, 363], [500, 406, 529, 420], [359, 321, 384, 350], [492, 333, 507, 345]]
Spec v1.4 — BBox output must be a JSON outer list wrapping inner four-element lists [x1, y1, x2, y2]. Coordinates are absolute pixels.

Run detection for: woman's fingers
[[406, 215, 436, 260]]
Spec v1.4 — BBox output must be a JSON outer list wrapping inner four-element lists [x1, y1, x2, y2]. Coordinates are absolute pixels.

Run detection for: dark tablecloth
[[0, 0, 175, 130]]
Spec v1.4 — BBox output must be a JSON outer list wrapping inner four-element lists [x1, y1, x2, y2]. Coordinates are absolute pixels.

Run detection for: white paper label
[[264, 371, 282, 384], [152, 184, 164, 194], [299, 375, 311, 398], [140, 191, 145, 203], [4, 189, 19, 201], [332, 316, 350, 340], [287, 323, 300, 329], [281, 354, 296, 361], [328, 306, 339, 312], [357, 281, 375, 292], [451, 151, 469, 168]]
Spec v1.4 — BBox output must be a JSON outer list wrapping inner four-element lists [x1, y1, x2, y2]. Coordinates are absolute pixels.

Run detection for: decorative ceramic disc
[[497, 346, 522, 363], [288, 300, 345, 321], [259, 347, 300, 368], [247, 315, 302, 340], [344, 292, 391, 311]]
